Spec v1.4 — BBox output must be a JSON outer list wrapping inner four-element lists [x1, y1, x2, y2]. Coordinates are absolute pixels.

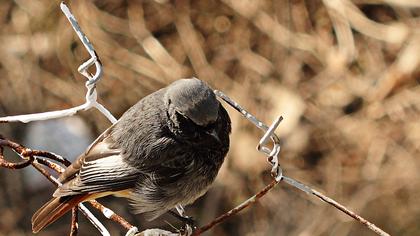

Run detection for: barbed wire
[[215, 91, 390, 236], [0, 2, 391, 236]]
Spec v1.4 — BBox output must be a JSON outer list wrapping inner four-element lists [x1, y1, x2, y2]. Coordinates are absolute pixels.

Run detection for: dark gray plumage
[[31, 78, 231, 233]]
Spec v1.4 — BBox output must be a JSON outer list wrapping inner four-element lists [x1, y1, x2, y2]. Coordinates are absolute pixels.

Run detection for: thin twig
[[282, 176, 391, 236], [89, 200, 138, 232], [192, 179, 279, 236]]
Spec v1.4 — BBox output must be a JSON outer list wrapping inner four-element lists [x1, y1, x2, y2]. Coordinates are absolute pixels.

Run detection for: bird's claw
[[182, 215, 197, 228], [169, 210, 197, 229], [180, 222, 195, 236]]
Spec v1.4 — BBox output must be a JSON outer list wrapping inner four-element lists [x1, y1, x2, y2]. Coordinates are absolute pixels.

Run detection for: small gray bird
[[31, 78, 231, 233]]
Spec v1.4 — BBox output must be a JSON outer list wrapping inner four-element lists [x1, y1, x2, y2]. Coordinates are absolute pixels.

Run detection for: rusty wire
[[0, 135, 139, 236]]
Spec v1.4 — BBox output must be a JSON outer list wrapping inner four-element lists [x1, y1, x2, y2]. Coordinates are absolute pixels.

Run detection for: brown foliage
[[0, 1, 419, 235]]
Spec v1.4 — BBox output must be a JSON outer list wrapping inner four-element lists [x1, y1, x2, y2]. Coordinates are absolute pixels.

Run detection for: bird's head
[[165, 78, 221, 143], [165, 78, 219, 126]]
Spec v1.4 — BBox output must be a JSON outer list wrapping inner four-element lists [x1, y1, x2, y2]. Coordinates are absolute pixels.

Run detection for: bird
[[31, 78, 231, 233]]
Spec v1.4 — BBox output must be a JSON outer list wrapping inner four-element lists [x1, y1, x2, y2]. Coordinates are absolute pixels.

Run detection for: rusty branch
[[0, 137, 33, 169], [0, 135, 137, 235], [35, 157, 65, 173], [30, 150, 72, 166], [0, 155, 33, 169], [89, 200, 137, 231], [70, 207, 79, 236], [311, 188, 390, 236]]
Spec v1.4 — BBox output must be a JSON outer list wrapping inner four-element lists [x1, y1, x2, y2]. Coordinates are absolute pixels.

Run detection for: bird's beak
[[207, 129, 220, 143]]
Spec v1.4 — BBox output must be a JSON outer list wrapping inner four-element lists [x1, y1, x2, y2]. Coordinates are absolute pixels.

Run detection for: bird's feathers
[[53, 153, 139, 197], [32, 194, 90, 233], [54, 126, 139, 197]]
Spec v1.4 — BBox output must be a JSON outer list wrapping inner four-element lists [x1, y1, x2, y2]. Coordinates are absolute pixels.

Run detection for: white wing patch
[[80, 154, 137, 183]]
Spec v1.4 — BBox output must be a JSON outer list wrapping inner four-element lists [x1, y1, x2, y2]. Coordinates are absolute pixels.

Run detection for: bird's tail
[[31, 194, 88, 233]]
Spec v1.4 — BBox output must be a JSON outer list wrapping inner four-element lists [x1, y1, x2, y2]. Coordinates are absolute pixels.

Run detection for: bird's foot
[[169, 210, 197, 228], [181, 215, 196, 227]]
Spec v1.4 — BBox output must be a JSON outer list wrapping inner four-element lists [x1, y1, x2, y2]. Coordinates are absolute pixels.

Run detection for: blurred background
[[0, 0, 419, 235]]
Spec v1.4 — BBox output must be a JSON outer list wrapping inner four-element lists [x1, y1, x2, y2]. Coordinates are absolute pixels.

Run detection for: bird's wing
[[57, 125, 115, 184], [54, 125, 140, 197]]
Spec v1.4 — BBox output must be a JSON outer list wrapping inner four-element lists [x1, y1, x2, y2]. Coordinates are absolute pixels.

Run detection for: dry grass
[[0, 0, 419, 235]]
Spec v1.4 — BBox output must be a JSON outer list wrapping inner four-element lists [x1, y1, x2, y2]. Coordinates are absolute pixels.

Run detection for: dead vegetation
[[0, 1, 419, 235]]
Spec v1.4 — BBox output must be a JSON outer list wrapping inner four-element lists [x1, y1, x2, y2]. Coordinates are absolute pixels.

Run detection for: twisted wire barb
[[60, 2, 102, 85], [0, 3, 115, 124], [214, 90, 283, 180]]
